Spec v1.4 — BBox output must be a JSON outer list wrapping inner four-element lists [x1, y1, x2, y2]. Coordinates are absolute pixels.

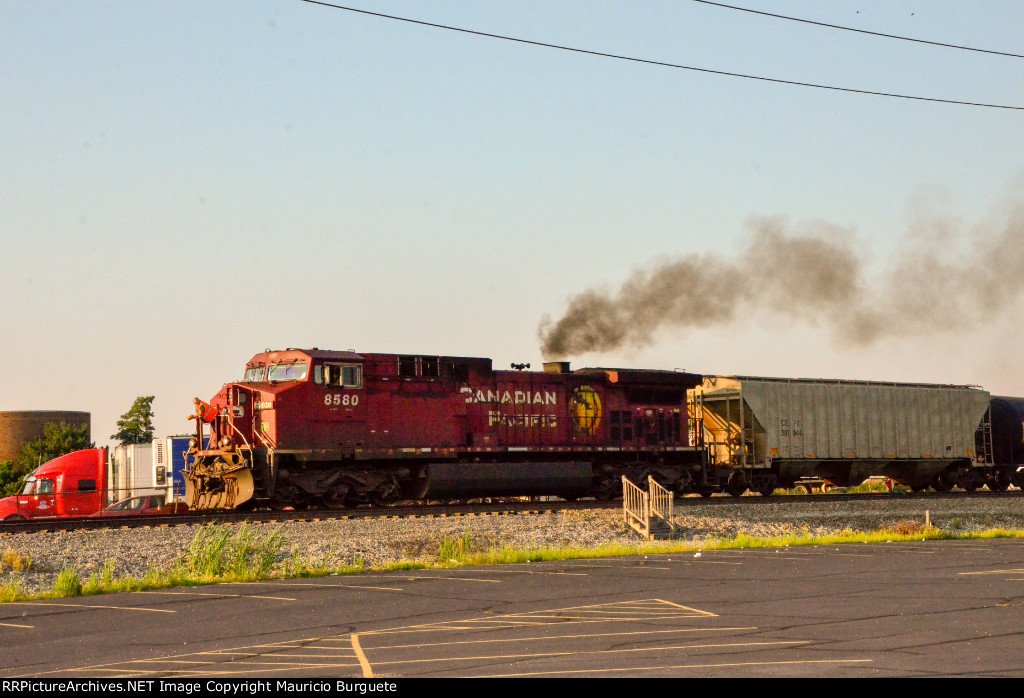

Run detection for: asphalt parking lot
[[4, 538, 1024, 677]]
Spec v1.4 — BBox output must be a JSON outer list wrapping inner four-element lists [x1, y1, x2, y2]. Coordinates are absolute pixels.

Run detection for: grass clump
[[83, 559, 117, 595], [178, 522, 284, 581], [280, 544, 355, 578], [0, 579, 26, 603], [437, 532, 474, 564], [51, 567, 83, 597], [0, 549, 31, 573]]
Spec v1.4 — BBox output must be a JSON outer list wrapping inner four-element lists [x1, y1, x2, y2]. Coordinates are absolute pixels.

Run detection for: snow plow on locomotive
[[184, 349, 710, 510]]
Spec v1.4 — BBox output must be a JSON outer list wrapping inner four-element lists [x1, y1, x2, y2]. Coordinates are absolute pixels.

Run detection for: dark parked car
[[93, 494, 189, 517]]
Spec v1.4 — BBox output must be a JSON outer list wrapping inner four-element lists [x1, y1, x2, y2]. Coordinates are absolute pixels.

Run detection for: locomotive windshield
[[243, 365, 266, 382], [267, 362, 308, 382]]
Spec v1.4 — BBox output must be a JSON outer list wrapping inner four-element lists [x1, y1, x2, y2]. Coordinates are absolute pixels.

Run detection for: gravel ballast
[[3, 496, 1024, 595]]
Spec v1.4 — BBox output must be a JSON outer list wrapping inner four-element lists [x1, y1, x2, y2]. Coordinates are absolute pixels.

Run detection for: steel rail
[[0, 490, 1018, 535]]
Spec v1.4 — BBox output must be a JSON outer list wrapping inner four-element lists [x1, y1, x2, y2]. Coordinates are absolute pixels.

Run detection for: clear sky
[[2, 1, 1023, 446]]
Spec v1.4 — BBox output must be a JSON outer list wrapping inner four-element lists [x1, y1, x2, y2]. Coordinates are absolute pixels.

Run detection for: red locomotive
[[185, 349, 707, 510]]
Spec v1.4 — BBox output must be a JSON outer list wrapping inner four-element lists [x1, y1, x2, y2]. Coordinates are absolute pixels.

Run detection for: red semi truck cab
[[0, 448, 108, 521]]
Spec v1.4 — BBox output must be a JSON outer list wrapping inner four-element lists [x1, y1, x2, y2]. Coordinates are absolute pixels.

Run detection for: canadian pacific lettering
[[487, 411, 558, 428], [467, 389, 558, 405]]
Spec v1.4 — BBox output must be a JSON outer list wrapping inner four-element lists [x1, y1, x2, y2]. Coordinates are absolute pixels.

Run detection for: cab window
[[267, 362, 308, 382], [243, 365, 266, 382], [318, 363, 363, 389]]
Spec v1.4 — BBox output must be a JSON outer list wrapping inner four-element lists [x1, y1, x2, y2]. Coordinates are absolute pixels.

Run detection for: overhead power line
[[692, 0, 1024, 60], [296, 0, 1024, 110]]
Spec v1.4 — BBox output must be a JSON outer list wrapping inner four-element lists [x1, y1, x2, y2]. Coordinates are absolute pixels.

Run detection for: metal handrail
[[648, 475, 675, 533], [622, 476, 650, 539]]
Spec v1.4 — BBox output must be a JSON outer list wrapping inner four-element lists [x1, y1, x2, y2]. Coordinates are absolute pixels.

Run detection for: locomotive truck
[[184, 348, 709, 510]]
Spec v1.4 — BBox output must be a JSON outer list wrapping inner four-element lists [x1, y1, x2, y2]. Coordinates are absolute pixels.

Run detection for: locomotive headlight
[[188, 438, 197, 450], [220, 436, 232, 448]]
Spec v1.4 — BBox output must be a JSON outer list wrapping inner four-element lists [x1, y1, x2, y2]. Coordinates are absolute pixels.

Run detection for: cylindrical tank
[[0, 411, 91, 462]]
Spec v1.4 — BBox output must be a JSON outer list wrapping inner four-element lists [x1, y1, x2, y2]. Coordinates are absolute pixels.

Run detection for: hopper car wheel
[[1012, 469, 1024, 489], [725, 472, 747, 498], [755, 474, 778, 497], [989, 468, 1012, 492], [958, 473, 979, 493]]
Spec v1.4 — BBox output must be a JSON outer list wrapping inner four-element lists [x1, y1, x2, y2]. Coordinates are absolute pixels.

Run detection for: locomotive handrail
[[225, 416, 255, 454], [252, 420, 277, 451]]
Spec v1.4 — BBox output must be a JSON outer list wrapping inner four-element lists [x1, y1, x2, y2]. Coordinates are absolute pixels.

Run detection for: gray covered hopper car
[[695, 376, 993, 495]]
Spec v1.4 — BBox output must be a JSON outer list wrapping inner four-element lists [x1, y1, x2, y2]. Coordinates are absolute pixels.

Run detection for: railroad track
[[0, 490, 1019, 535], [0, 499, 611, 535]]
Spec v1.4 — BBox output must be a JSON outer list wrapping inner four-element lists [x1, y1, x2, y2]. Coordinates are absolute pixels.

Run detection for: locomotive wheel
[[323, 484, 353, 510], [370, 485, 400, 507], [323, 495, 351, 510], [592, 476, 619, 501]]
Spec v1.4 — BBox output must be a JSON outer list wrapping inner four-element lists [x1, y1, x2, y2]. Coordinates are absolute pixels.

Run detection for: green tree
[[111, 396, 156, 446], [4, 422, 96, 495], [0, 460, 19, 497]]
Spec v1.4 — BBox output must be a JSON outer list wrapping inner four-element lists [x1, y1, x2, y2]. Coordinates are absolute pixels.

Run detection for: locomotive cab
[[185, 349, 369, 509]]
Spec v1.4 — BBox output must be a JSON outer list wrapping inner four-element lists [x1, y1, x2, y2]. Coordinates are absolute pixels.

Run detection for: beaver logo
[[572, 385, 602, 435]]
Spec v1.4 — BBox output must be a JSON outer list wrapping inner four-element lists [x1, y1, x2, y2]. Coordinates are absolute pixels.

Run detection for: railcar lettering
[[487, 411, 558, 428], [470, 389, 557, 405]]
